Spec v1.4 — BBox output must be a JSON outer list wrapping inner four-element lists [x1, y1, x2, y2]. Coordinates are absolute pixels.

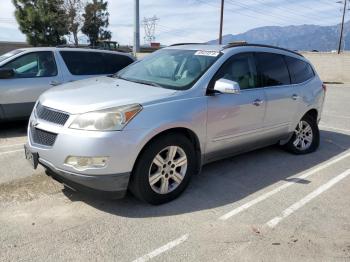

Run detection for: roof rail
[[223, 42, 303, 57], [170, 43, 206, 47]]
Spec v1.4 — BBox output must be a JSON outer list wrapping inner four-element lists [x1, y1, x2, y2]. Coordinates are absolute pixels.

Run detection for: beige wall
[[302, 52, 350, 83]]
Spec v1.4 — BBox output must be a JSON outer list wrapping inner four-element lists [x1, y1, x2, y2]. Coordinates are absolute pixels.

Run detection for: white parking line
[[320, 125, 350, 134], [0, 149, 24, 156], [219, 150, 350, 221], [267, 168, 350, 228], [0, 143, 24, 149], [132, 234, 189, 262]]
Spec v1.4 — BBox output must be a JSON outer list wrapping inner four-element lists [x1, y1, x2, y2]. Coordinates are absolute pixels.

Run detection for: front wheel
[[284, 115, 320, 154], [129, 134, 196, 205]]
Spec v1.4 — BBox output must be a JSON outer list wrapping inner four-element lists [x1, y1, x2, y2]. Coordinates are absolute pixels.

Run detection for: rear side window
[[285, 56, 315, 84], [255, 52, 290, 87], [60, 51, 133, 75]]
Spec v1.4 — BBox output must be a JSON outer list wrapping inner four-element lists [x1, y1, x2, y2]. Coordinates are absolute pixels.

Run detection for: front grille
[[30, 125, 58, 147], [36, 103, 69, 126]]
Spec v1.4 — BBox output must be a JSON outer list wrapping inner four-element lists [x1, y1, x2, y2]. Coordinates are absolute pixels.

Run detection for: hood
[[40, 76, 177, 114]]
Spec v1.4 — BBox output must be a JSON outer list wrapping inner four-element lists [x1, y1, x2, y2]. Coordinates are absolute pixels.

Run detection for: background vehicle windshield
[[0, 50, 24, 63], [116, 49, 220, 90]]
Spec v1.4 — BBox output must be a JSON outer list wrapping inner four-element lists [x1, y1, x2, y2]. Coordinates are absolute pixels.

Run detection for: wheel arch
[[302, 108, 318, 122], [132, 127, 203, 176]]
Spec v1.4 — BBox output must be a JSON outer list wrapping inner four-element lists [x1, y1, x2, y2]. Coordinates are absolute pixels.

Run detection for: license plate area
[[24, 145, 39, 169]]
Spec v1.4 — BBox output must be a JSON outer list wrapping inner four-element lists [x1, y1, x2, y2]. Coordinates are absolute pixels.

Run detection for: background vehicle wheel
[[129, 134, 196, 205], [284, 115, 320, 154]]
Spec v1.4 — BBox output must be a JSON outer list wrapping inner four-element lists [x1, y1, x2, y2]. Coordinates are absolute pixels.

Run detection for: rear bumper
[[40, 158, 130, 199]]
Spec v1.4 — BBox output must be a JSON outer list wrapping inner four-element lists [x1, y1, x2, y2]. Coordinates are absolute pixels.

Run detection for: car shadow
[[63, 130, 350, 218], [0, 120, 28, 139]]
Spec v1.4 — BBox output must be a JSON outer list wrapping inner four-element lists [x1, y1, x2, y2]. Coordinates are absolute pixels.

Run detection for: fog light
[[65, 156, 108, 171]]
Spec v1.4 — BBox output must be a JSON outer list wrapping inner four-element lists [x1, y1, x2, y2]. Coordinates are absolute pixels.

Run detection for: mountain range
[[208, 21, 350, 51]]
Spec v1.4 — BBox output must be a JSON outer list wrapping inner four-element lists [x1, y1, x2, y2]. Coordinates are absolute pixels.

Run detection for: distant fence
[[0, 41, 31, 55]]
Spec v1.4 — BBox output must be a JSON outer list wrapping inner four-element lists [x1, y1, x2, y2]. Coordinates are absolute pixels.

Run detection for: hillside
[[208, 21, 350, 51]]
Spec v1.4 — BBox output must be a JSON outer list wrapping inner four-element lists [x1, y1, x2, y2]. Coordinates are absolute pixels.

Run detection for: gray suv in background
[[0, 47, 134, 121], [25, 43, 325, 205]]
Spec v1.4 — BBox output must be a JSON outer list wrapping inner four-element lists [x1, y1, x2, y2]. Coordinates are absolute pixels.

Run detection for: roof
[[166, 42, 303, 57], [15, 46, 132, 56]]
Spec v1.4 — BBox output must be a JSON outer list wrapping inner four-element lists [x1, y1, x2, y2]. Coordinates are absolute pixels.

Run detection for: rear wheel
[[284, 115, 319, 154], [129, 134, 196, 205]]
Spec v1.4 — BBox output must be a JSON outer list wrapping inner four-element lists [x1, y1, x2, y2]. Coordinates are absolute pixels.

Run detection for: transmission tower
[[142, 15, 160, 45]]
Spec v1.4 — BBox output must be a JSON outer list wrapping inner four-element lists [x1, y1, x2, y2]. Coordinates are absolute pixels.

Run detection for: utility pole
[[133, 0, 140, 54], [338, 0, 347, 54], [219, 0, 224, 44]]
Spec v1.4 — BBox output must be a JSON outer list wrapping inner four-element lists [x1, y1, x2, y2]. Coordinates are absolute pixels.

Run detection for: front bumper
[[26, 112, 150, 198], [42, 159, 130, 199]]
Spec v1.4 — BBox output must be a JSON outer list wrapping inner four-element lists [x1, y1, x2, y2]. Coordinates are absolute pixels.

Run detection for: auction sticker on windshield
[[194, 50, 220, 57]]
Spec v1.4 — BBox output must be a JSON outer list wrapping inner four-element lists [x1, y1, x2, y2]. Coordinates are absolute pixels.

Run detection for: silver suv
[[25, 43, 325, 205], [0, 47, 134, 121]]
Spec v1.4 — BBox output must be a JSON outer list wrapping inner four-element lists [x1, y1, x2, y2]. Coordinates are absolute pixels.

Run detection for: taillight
[[322, 83, 327, 92]]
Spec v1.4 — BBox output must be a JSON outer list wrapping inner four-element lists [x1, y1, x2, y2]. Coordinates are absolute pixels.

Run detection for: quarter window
[[60, 51, 134, 75], [213, 53, 258, 90], [285, 56, 315, 84], [255, 52, 290, 87], [2, 51, 57, 78]]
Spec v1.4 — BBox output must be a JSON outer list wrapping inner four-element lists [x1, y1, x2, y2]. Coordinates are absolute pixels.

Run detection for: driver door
[[206, 53, 266, 161], [0, 51, 62, 119]]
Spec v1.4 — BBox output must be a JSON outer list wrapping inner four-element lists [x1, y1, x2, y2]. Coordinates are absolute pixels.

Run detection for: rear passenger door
[[255, 52, 299, 139], [59, 51, 134, 82]]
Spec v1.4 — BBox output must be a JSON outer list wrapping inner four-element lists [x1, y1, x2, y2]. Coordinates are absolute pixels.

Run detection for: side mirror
[[0, 68, 15, 79], [213, 78, 240, 94]]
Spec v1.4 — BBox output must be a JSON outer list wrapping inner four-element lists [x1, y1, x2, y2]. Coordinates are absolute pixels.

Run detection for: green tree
[[63, 0, 86, 46], [81, 0, 111, 46], [13, 0, 69, 46]]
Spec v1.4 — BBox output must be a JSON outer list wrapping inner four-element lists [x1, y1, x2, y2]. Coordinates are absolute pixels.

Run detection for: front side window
[[285, 56, 315, 84], [2, 51, 57, 78], [116, 49, 220, 90], [255, 52, 290, 87], [212, 53, 258, 90]]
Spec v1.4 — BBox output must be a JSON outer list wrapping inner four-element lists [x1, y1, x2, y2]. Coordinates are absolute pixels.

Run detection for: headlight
[[69, 104, 142, 131]]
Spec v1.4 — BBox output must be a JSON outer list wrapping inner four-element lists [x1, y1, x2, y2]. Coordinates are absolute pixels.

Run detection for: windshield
[[116, 49, 221, 90], [0, 50, 24, 63]]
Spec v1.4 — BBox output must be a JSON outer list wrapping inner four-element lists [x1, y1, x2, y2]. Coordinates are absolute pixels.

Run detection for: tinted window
[[285, 56, 315, 84], [255, 52, 290, 87], [213, 53, 258, 90], [2, 51, 57, 78], [60, 51, 133, 75]]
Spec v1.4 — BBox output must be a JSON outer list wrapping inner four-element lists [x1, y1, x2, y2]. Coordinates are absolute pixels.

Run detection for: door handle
[[291, 94, 299, 100], [50, 80, 61, 86], [253, 99, 264, 106]]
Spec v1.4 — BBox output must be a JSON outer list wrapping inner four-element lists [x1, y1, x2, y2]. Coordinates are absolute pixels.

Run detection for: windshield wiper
[[113, 75, 163, 88], [124, 78, 163, 88]]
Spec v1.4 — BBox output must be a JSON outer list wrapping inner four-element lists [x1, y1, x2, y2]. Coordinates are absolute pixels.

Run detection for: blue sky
[[0, 0, 347, 45]]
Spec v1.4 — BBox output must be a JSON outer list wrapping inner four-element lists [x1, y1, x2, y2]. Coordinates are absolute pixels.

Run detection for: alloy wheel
[[148, 146, 188, 194], [293, 120, 313, 151]]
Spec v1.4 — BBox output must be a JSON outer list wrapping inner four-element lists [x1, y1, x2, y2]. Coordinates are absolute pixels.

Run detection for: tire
[[129, 134, 197, 205], [284, 115, 320, 154]]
